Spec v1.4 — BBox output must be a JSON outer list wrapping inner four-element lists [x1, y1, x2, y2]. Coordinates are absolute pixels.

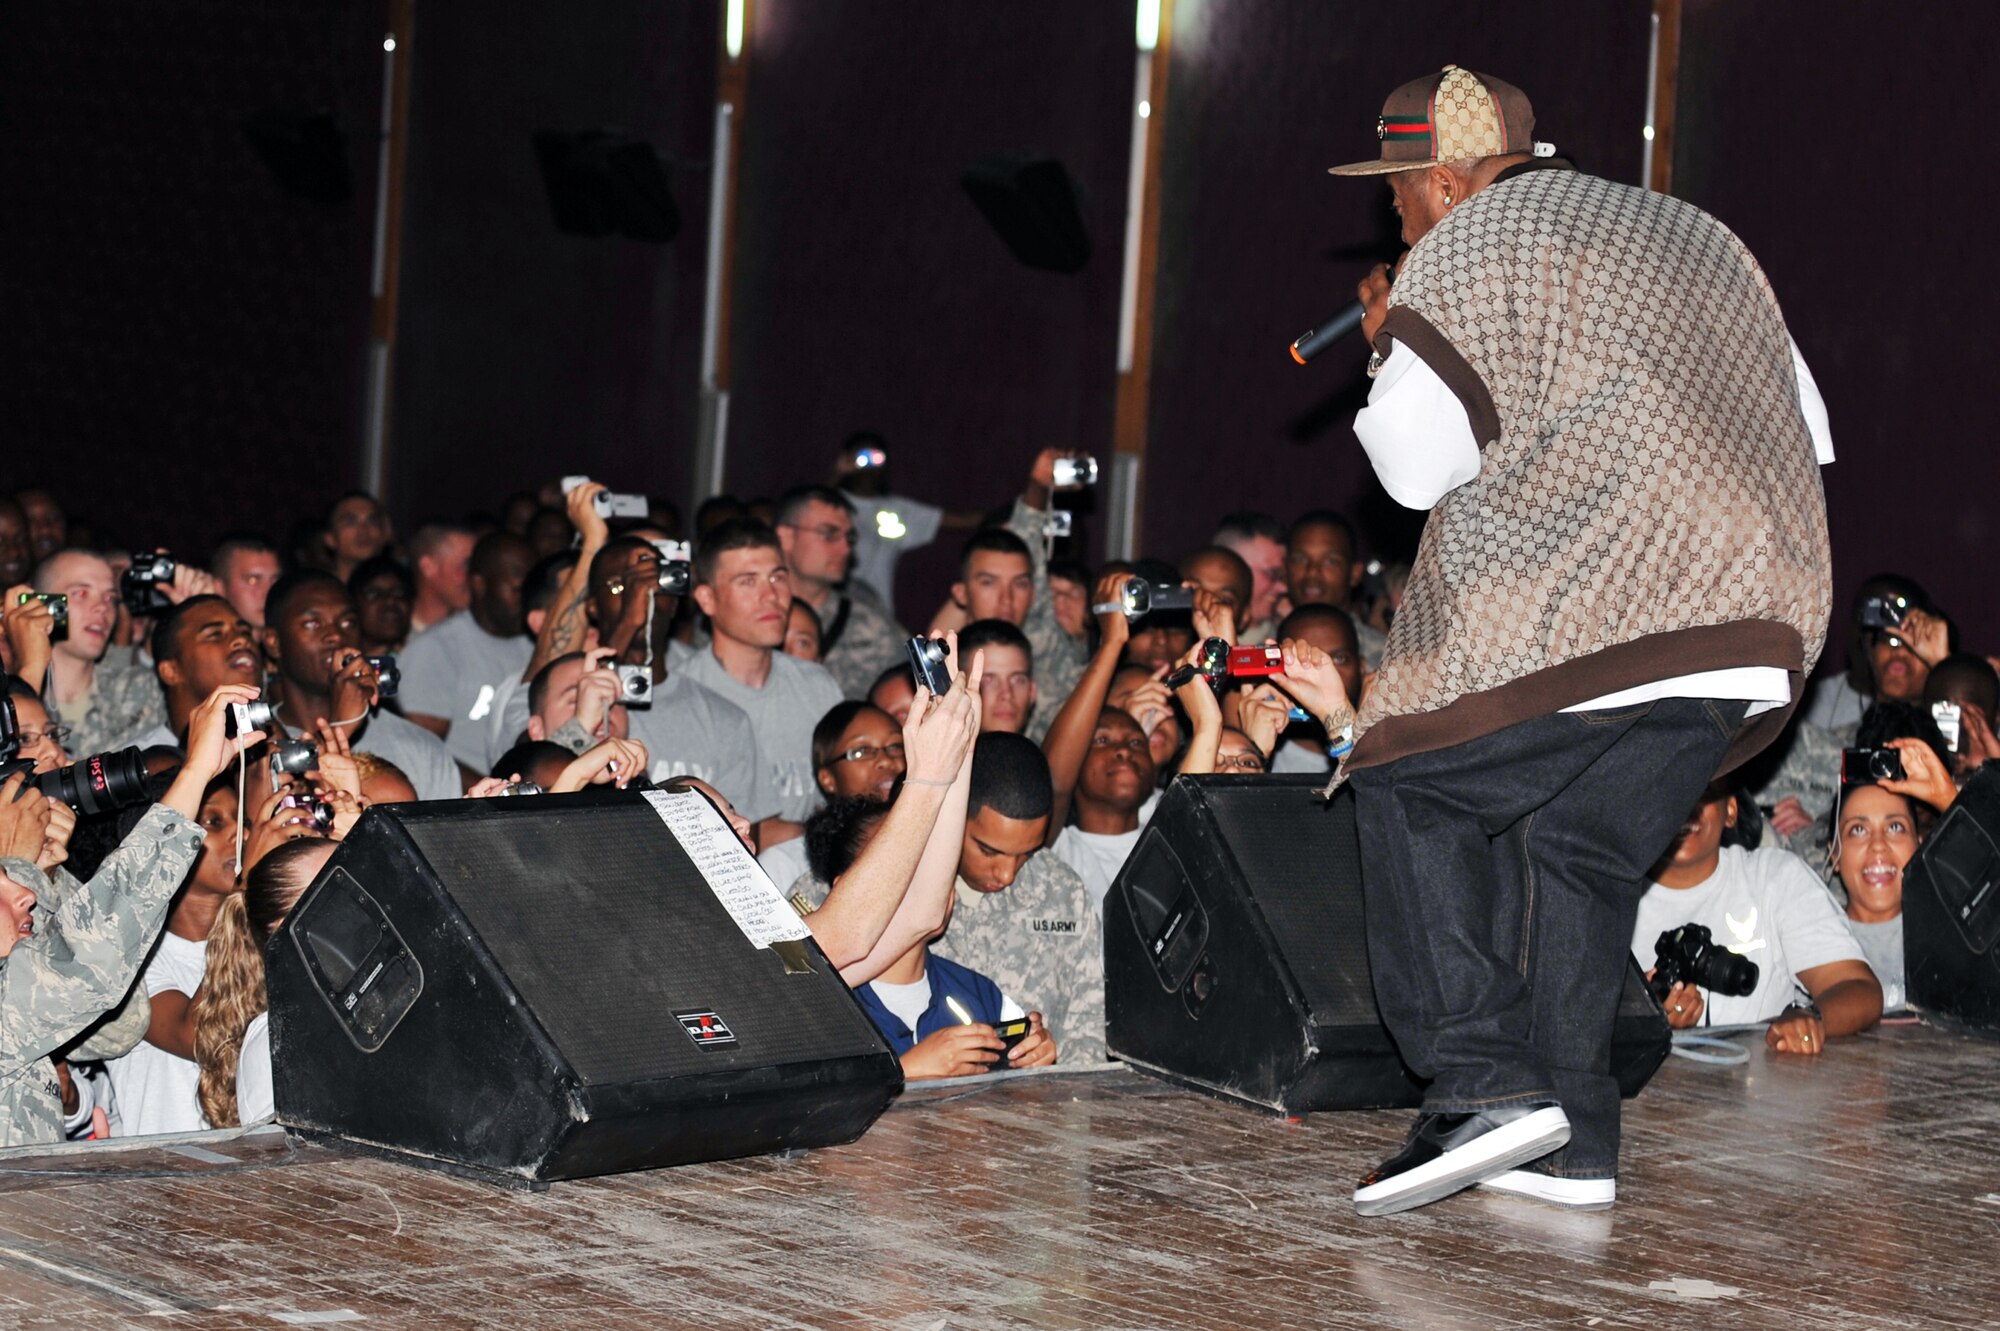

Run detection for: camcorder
[[905, 635, 952, 696], [1841, 746, 1905, 784], [1097, 575, 1194, 621], [15, 591, 67, 641], [121, 552, 178, 615], [0, 672, 150, 816], [1052, 455, 1098, 489], [1646, 922, 1760, 1005], [1165, 638, 1284, 692], [561, 475, 649, 520]]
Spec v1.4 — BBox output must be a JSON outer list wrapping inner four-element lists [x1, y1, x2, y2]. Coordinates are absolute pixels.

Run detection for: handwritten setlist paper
[[643, 790, 812, 953]]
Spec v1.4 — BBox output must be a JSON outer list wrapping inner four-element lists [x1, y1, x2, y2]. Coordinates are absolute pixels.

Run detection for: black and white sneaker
[[1353, 1102, 1571, 1217], [1477, 1169, 1616, 1210]]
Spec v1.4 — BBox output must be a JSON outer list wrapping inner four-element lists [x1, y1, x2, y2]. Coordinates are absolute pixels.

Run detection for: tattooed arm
[[522, 481, 611, 683]]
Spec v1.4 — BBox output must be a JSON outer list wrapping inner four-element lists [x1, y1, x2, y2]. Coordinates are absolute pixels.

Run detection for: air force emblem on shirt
[[1724, 906, 1766, 954]]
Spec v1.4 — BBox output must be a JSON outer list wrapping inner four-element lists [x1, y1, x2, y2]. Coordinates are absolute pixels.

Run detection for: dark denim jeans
[[1348, 697, 1747, 1178]]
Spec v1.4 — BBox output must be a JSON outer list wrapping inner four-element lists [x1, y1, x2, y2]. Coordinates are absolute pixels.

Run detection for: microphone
[[1289, 302, 1367, 364]]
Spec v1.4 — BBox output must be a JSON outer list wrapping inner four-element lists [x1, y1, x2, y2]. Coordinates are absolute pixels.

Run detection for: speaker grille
[[403, 804, 883, 1086], [1197, 780, 1380, 1024]]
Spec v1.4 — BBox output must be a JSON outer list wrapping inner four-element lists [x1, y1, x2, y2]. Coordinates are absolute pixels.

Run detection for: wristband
[[1091, 601, 1126, 617], [903, 776, 954, 788]]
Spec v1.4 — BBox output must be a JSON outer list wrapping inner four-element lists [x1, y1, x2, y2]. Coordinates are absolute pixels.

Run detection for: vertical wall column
[[1106, 0, 1173, 560], [694, 0, 752, 503], [1643, 0, 1682, 193], [361, 0, 415, 499]]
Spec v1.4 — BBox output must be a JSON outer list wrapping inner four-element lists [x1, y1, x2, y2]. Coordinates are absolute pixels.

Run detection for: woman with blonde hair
[[191, 838, 333, 1127]]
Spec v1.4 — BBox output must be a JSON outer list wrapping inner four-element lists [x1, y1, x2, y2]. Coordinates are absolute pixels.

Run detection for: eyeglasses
[[16, 725, 71, 746], [834, 742, 905, 766], [1215, 753, 1267, 772]]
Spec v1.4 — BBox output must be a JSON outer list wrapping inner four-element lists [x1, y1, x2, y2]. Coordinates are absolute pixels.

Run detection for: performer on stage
[[1322, 66, 1834, 1215]]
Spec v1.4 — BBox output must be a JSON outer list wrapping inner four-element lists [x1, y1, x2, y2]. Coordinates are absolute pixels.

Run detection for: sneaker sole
[[1353, 1106, 1572, 1217], [1476, 1169, 1616, 1211]]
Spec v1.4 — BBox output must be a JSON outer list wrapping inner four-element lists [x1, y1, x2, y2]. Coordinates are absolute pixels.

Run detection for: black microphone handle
[[1289, 301, 1367, 364]]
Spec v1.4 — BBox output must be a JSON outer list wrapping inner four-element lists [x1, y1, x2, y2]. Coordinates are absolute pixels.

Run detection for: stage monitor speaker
[[265, 790, 900, 1187], [960, 154, 1091, 274], [531, 129, 681, 242], [1105, 775, 1671, 1115], [243, 108, 353, 205], [1906, 765, 2000, 1034]]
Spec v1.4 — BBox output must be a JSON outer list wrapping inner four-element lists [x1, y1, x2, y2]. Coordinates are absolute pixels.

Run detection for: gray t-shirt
[[678, 647, 844, 822], [1848, 916, 1905, 1012], [396, 613, 532, 773], [354, 707, 463, 801], [624, 670, 775, 821]]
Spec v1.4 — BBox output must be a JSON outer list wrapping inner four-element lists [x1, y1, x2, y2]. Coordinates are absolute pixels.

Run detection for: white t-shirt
[[1631, 845, 1866, 1025], [1847, 917, 1905, 1013], [679, 648, 845, 822], [756, 836, 811, 896], [237, 1011, 274, 1123], [1271, 741, 1331, 774], [1355, 335, 1835, 718], [843, 491, 944, 615], [868, 972, 1025, 1035], [105, 932, 208, 1136], [1052, 797, 1156, 910], [396, 613, 533, 773], [354, 707, 463, 801]]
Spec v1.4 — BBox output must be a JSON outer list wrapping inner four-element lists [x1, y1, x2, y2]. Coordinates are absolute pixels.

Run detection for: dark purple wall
[[1674, 0, 1994, 660], [727, 1, 1136, 612], [1145, 1, 1651, 564], [1, 1, 384, 553], [388, 1, 719, 525]]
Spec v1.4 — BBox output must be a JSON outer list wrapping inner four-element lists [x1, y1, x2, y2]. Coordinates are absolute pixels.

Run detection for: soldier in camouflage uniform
[[0, 681, 257, 1145], [774, 485, 910, 701], [31, 550, 169, 755]]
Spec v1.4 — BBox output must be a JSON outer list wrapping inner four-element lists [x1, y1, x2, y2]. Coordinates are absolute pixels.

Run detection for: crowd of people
[[0, 447, 1988, 1147]]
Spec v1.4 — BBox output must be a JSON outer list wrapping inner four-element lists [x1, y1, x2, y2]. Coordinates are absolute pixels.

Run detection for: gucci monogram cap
[[1329, 64, 1535, 177]]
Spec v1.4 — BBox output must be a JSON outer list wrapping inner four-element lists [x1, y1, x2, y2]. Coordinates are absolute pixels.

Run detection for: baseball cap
[[1328, 65, 1535, 177]]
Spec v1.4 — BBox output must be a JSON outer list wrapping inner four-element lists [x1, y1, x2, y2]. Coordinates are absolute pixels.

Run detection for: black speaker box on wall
[[265, 791, 900, 1187], [960, 154, 1092, 274], [1105, 775, 1672, 1115], [1906, 765, 2000, 1034]]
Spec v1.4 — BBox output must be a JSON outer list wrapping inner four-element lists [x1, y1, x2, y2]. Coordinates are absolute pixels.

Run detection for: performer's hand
[[1656, 979, 1705, 1030], [1272, 638, 1353, 734], [1767, 1007, 1825, 1057], [1359, 261, 1396, 345], [1896, 609, 1950, 667]]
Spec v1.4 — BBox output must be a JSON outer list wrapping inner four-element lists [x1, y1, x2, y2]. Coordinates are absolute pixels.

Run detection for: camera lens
[[1118, 577, 1150, 617], [37, 748, 150, 818], [1688, 942, 1760, 998]]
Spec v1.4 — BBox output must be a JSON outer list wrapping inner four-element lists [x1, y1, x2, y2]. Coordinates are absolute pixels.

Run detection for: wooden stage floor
[[0, 1022, 1994, 1330]]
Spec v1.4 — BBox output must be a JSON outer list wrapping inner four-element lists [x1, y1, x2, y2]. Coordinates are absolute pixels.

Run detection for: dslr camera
[[121, 552, 177, 615], [0, 673, 150, 817], [561, 475, 649, 520], [1647, 922, 1760, 1005]]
